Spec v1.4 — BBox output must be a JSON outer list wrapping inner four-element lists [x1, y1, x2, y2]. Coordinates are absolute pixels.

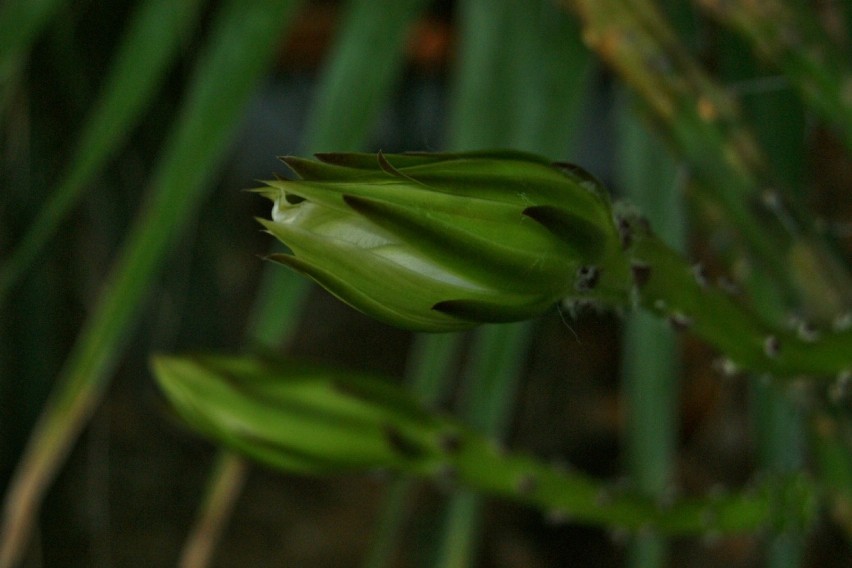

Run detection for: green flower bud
[[258, 151, 619, 332], [151, 354, 444, 474]]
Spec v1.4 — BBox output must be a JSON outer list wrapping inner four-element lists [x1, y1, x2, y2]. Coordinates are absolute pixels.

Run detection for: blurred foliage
[[1, 0, 851, 567]]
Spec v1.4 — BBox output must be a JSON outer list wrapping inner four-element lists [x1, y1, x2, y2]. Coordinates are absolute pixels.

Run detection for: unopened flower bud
[[258, 151, 618, 331]]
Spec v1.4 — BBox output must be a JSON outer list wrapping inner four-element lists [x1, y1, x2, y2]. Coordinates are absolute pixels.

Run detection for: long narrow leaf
[[0, 2, 300, 565], [304, 0, 431, 152], [617, 90, 685, 568], [0, 0, 65, 90], [0, 0, 206, 305]]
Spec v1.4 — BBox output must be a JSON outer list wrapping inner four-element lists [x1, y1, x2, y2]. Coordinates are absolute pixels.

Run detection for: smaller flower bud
[[151, 354, 441, 473]]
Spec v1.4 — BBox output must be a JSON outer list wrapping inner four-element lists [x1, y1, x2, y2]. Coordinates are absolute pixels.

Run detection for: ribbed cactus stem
[[422, 429, 817, 536], [620, 216, 852, 378], [560, 208, 852, 380]]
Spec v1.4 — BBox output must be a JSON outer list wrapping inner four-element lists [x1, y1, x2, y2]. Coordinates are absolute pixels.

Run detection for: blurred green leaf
[[617, 90, 684, 568], [448, 0, 592, 154], [304, 0, 430, 152], [0, 1, 301, 564], [0, 0, 206, 305], [0, 0, 65, 92]]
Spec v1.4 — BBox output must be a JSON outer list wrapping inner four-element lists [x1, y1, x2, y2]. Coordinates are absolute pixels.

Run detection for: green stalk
[[0, 0, 207, 306], [437, 428, 816, 537], [428, 426, 816, 537], [0, 2, 301, 565], [617, 91, 685, 568], [618, 228, 852, 378]]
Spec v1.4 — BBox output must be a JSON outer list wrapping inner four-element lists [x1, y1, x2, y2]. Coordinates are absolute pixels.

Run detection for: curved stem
[[626, 228, 852, 378], [426, 431, 817, 537]]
